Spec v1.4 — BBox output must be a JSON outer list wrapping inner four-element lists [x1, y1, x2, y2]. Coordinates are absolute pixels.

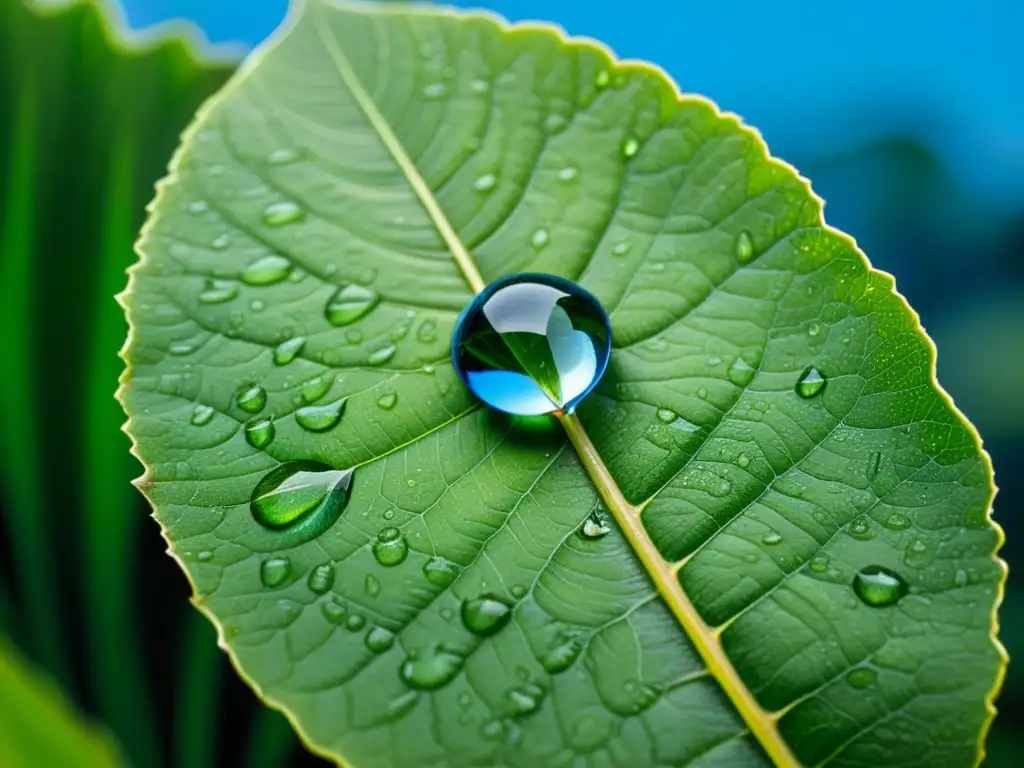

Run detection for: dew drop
[[531, 229, 550, 249], [262, 201, 304, 227], [461, 594, 513, 637], [656, 408, 676, 424], [807, 322, 821, 337], [507, 683, 545, 716], [273, 337, 306, 366], [883, 512, 911, 531], [853, 565, 908, 607], [236, 384, 267, 414], [376, 392, 398, 410], [621, 138, 640, 158], [809, 555, 829, 574], [325, 284, 380, 326], [423, 82, 448, 99], [368, 345, 397, 366], [423, 556, 459, 587], [736, 453, 750, 468], [417, 319, 438, 344], [241, 255, 292, 286], [169, 342, 195, 357], [735, 230, 755, 263], [473, 173, 498, 193], [556, 166, 578, 182], [322, 600, 346, 624], [469, 78, 489, 94], [346, 613, 366, 632], [307, 563, 335, 595], [846, 668, 877, 689], [762, 531, 782, 545], [727, 357, 756, 387], [191, 404, 215, 426], [365, 625, 396, 653], [364, 574, 381, 597], [266, 148, 299, 165], [295, 398, 346, 432], [595, 70, 610, 87], [345, 329, 364, 345], [245, 418, 275, 449], [300, 376, 332, 404], [199, 279, 237, 304], [544, 114, 567, 133], [796, 366, 826, 398], [250, 461, 354, 534], [260, 557, 290, 588], [612, 241, 631, 256], [580, 511, 611, 539], [540, 637, 583, 674], [373, 527, 409, 567], [211, 234, 231, 251], [955, 568, 968, 588], [400, 647, 463, 690], [849, 516, 874, 540]]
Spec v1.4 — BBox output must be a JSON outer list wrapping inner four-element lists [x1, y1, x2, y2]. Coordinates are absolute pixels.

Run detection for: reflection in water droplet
[[581, 512, 611, 539], [376, 392, 398, 410], [295, 398, 346, 432], [474, 173, 498, 193], [245, 418, 275, 449], [250, 461, 354, 536], [199, 279, 237, 304], [236, 385, 267, 414], [373, 527, 409, 567], [621, 138, 639, 158], [451, 274, 612, 416], [736, 230, 755, 263], [307, 563, 335, 595], [462, 594, 513, 637], [242, 255, 292, 286], [423, 556, 459, 587], [796, 367, 827, 398], [191, 404, 215, 426], [262, 202, 304, 227], [364, 574, 381, 597], [325, 284, 379, 326], [846, 668, 877, 689], [656, 408, 676, 424], [368, 345, 397, 366], [365, 625, 396, 653], [400, 647, 463, 690], [300, 376, 332, 404], [853, 565, 908, 607], [260, 557, 290, 588], [273, 337, 306, 365]]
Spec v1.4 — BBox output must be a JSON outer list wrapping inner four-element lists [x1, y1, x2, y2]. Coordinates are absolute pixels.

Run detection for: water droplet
[[373, 527, 409, 567], [507, 683, 545, 716], [300, 376, 332, 404], [849, 516, 874, 540], [796, 366, 826, 398], [236, 385, 267, 414], [307, 563, 335, 595], [416, 319, 438, 344], [656, 408, 676, 423], [260, 557, 290, 588], [735, 230, 755, 263], [423, 82, 448, 99], [955, 568, 968, 588], [365, 625, 395, 653], [557, 166, 578, 182], [169, 342, 195, 356], [250, 461, 354, 536], [241, 255, 292, 286], [474, 173, 497, 193], [262, 201, 304, 227], [211, 234, 231, 251], [423, 556, 459, 587], [883, 512, 911, 531], [807, 322, 821, 337], [469, 78, 489, 94], [727, 357, 756, 387], [325, 284, 379, 326], [191, 404, 215, 426], [345, 329, 364, 345], [245, 418, 275, 449], [346, 613, 366, 632], [853, 565, 908, 607], [531, 229, 549, 249], [809, 555, 829, 574], [867, 451, 882, 481], [451, 274, 612, 415], [762, 531, 782, 545], [612, 241, 631, 256], [295, 398, 346, 432], [846, 668, 877, 689], [187, 200, 209, 214], [266, 148, 299, 165], [400, 647, 463, 690], [736, 453, 750, 468], [540, 637, 583, 673], [621, 138, 639, 158], [364, 574, 381, 597], [580, 512, 611, 539], [376, 392, 398, 410], [199, 279, 237, 304], [273, 337, 306, 365], [368, 345, 397, 366], [387, 690, 419, 719], [595, 70, 610, 87], [461, 594, 512, 637]]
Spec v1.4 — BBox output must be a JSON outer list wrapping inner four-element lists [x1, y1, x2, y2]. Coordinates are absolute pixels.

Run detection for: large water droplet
[[846, 668, 877, 689], [376, 392, 398, 410], [236, 385, 267, 414], [295, 398, 346, 432], [507, 683, 545, 716], [735, 230, 755, 263], [199, 279, 237, 304], [300, 376, 332, 404], [540, 637, 583, 674], [461, 594, 513, 637], [242, 255, 292, 286], [250, 461, 353, 539], [368, 345, 396, 366], [273, 337, 306, 366], [373, 527, 409, 567], [400, 647, 463, 690], [191, 404, 215, 426], [423, 556, 459, 587], [260, 557, 291, 588], [796, 366, 826, 398], [852, 565, 908, 607], [451, 274, 611, 416], [307, 563, 335, 595], [262, 201, 304, 227], [245, 418, 275, 449], [365, 625, 395, 653], [325, 284, 379, 326]]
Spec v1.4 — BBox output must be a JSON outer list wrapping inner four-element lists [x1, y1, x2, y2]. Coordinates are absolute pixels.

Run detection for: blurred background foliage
[[0, 0, 1020, 766]]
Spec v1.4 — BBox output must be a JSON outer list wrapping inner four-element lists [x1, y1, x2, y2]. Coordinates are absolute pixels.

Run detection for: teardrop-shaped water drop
[[735, 230, 755, 263], [307, 563, 335, 595], [365, 625, 396, 653], [376, 392, 398, 410], [368, 345, 396, 366], [191, 404, 215, 426], [461, 594, 513, 637], [451, 273, 611, 416], [260, 557, 291, 588], [262, 202, 304, 227], [273, 336, 306, 366], [580, 512, 611, 540], [325, 284, 379, 326], [423, 556, 459, 587], [236, 384, 267, 414], [728, 357, 756, 387], [250, 461, 354, 537], [300, 376, 332, 404], [796, 366, 826, 398], [245, 418, 275, 449], [364, 574, 381, 597], [241, 254, 292, 286], [295, 398, 346, 432], [400, 647, 463, 690], [852, 565, 908, 607], [540, 637, 583, 674], [199, 279, 237, 304], [372, 527, 409, 567], [736, 453, 750, 468]]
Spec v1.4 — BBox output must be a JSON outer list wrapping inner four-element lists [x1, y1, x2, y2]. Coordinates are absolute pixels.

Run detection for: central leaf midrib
[[309, 4, 798, 766]]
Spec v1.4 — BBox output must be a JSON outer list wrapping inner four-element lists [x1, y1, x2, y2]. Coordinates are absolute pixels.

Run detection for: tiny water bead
[[853, 565, 908, 607], [190, 404, 215, 426], [451, 274, 611, 416]]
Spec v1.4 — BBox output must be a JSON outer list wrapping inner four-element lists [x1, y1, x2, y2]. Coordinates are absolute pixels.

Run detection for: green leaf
[[0, 636, 123, 767], [120, 1, 1005, 765]]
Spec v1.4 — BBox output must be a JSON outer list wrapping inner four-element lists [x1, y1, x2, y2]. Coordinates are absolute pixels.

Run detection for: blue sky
[[116, 0, 1023, 202]]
